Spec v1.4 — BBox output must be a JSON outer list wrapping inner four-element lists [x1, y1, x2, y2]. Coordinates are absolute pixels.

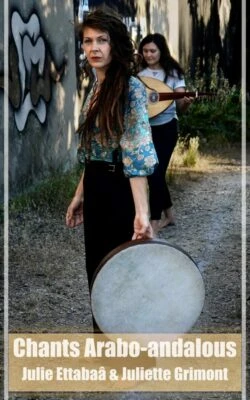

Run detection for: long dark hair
[[138, 33, 184, 79], [77, 9, 138, 151]]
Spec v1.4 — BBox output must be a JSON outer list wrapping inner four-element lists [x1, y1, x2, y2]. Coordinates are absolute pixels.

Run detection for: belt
[[85, 159, 124, 174]]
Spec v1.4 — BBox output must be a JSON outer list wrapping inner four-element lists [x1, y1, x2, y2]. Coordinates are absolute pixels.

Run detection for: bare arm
[[66, 172, 84, 228], [129, 176, 153, 240]]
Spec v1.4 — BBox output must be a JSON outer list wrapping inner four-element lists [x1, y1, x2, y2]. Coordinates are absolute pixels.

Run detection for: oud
[[139, 76, 214, 118]]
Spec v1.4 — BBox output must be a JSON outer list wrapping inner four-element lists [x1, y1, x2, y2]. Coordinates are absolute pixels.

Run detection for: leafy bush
[[180, 54, 243, 145]]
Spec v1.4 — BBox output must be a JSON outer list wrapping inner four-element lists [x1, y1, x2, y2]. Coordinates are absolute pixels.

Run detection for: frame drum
[[90, 239, 205, 333]]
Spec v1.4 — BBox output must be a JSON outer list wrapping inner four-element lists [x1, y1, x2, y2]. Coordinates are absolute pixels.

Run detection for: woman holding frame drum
[[66, 9, 158, 330]]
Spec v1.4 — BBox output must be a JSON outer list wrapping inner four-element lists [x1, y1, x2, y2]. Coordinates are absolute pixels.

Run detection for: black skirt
[[83, 160, 135, 287]]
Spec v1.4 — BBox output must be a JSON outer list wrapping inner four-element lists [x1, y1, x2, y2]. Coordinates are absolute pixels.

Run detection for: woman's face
[[82, 28, 112, 73], [142, 42, 161, 69]]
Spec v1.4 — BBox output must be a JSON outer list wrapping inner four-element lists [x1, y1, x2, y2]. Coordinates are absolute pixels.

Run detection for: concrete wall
[[0, 3, 4, 200], [149, 0, 179, 60], [0, 0, 81, 200], [178, 0, 235, 83], [125, 0, 179, 61]]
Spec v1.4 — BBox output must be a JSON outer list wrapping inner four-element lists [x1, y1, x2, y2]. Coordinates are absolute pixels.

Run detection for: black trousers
[[83, 161, 135, 289], [148, 118, 178, 220]]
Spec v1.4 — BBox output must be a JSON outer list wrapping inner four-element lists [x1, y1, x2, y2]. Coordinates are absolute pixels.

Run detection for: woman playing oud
[[138, 33, 194, 236], [66, 10, 158, 319]]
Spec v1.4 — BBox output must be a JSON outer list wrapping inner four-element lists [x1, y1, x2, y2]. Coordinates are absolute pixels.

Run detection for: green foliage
[[181, 54, 242, 145], [9, 165, 82, 214]]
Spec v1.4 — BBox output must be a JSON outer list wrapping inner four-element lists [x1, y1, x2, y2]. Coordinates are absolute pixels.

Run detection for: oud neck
[[159, 91, 198, 101]]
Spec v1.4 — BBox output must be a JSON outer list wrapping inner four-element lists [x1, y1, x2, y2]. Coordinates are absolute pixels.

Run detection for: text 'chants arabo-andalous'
[[13, 337, 237, 358]]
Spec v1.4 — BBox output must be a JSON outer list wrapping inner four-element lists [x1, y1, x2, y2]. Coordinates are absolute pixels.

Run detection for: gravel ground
[[1, 145, 249, 399]]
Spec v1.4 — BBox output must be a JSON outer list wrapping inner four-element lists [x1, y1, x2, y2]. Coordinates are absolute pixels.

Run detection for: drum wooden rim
[[90, 238, 198, 291]]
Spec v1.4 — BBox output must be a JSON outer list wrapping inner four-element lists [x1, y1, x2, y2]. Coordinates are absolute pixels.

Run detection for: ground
[[1, 144, 249, 399]]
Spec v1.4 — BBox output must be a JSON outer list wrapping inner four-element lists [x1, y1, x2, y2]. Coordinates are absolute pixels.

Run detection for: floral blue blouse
[[77, 76, 158, 177]]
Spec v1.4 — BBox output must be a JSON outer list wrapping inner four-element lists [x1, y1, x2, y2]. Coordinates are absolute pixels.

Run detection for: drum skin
[[90, 239, 205, 334]]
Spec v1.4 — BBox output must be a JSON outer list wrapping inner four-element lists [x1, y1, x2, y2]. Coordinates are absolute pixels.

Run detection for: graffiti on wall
[[0, 10, 66, 132]]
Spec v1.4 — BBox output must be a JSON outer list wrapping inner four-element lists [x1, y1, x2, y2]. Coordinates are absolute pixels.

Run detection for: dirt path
[[3, 145, 249, 399]]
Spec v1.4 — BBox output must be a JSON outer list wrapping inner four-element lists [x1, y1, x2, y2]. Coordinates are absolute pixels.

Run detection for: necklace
[[152, 71, 160, 77], [147, 67, 163, 76]]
